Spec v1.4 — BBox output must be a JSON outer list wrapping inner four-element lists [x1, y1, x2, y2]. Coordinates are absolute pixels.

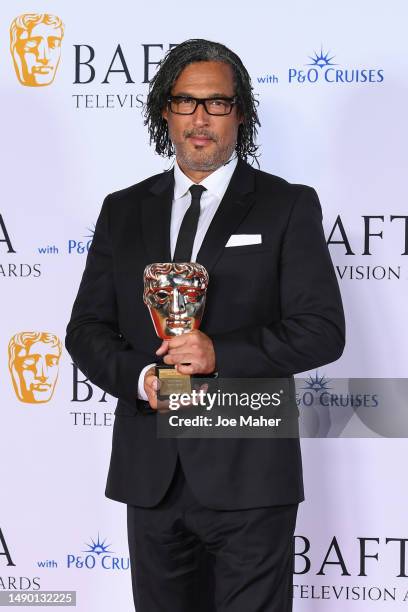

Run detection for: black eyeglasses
[[167, 95, 237, 116]]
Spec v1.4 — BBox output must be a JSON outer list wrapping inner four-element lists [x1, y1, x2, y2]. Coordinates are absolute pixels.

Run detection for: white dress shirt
[[138, 153, 238, 400], [170, 153, 238, 261]]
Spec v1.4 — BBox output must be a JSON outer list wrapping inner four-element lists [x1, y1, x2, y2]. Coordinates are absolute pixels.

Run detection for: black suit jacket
[[66, 158, 345, 509]]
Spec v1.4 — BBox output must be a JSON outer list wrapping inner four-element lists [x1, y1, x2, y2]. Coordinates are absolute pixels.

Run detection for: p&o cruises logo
[[68, 226, 94, 255], [66, 534, 129, 571], [297, 372, 379, 410], [288, 46, 384, 85]]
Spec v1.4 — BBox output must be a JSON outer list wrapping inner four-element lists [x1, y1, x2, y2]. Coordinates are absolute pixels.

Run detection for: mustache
[[183, 129, 218, 142]]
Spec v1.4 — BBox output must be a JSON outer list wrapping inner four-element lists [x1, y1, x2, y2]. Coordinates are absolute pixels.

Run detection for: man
[[9, 331, 62, 403], [10, 13, 64, 87], [66, 39, 345, 611]]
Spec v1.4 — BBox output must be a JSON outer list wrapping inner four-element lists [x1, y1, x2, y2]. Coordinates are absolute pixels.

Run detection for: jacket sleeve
[[65, 195, 151, 405], [212, 187, 345, 377]]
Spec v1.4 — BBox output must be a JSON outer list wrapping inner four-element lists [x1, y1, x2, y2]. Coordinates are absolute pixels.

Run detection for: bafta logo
[[8, 332, 62, 403], [10, 13, 64, 87]]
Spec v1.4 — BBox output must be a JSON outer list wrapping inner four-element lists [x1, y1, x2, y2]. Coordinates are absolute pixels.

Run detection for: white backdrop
[[1, 1, 407, 609]]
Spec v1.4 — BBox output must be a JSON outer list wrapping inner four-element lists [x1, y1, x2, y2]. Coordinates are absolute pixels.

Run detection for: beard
[[173, 130, 237, 172]]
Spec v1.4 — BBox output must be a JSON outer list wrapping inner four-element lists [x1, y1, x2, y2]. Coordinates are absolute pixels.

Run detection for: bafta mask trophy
[[143, 262, 209, 398]]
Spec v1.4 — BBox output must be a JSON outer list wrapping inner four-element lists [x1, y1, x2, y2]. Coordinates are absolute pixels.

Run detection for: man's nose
[[191, 102, 210, 126], [170, 288, 186, 315], [37, 40, 50, 63]]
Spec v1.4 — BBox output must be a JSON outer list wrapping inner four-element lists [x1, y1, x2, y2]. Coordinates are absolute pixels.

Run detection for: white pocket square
[[225, 234, 262, 247]]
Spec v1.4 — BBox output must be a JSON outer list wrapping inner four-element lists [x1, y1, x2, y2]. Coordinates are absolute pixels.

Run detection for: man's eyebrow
[[171, 92, 233, 98]]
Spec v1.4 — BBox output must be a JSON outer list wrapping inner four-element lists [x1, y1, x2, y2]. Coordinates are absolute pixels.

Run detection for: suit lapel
[[141, 168, 174, 262], [197, 158, 256, 274]]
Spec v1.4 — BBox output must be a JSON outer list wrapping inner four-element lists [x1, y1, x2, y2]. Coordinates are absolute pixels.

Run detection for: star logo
[[83, 534, 113, 555], [302, 372, 331, 393], [306, 47, 337, 68], [84, 225, 95, 239]]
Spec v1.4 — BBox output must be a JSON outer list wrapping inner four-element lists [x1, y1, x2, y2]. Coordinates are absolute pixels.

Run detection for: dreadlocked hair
[[144, 39, 260, 164]]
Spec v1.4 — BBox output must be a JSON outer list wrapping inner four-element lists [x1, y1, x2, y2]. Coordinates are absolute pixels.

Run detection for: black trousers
[[127, 458, 298, 612]]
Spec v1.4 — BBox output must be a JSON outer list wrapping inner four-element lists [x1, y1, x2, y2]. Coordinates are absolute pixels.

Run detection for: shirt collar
[[173, 153, 238, 200]]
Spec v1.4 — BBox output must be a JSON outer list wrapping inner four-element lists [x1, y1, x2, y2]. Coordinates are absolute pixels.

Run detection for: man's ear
[[162, 107, 168, 122], [236, 108, 244, 125]]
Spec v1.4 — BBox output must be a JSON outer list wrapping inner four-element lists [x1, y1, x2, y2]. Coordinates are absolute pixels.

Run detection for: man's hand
[[156, 330, 216, 375], [143, 366, 168, 411], [143, 360, 210, 411]]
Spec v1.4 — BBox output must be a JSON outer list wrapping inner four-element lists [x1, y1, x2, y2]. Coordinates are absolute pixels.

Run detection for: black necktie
[[173, 184, 206, 262]]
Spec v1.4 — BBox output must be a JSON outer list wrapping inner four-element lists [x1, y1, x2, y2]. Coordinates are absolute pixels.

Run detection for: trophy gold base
[[155, 365, 191, 400]]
